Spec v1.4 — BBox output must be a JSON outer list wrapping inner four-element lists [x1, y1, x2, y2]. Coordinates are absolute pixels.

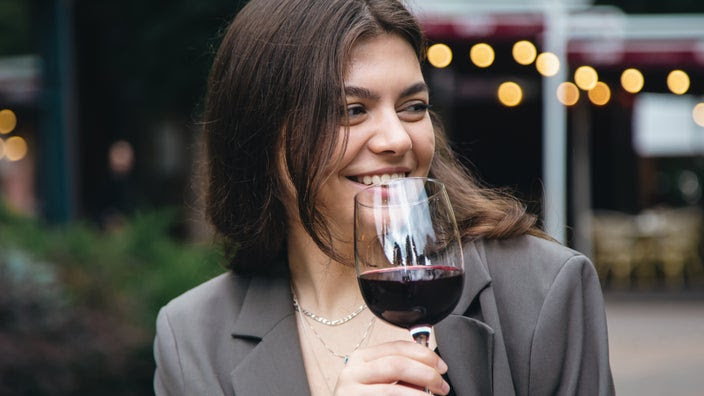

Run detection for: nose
[[368, 110, 412, 156]]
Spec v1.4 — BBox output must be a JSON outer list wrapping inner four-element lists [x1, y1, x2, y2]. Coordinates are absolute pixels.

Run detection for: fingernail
[[437, 358, 448, 373], [441, 380, 451, 394]]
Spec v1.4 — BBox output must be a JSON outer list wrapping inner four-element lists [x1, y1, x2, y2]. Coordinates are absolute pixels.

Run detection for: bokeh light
[[427, 43, 453, 68], [4, 136, 27, 161], [498, 81, 523, 107], [588, 82, 611, 106], [512, 40, 537, 65], [574, 66, 598, 90], [556, 82, 580, 106], [0, 138, 4, 159], [470, 43, 495, 68], [667, 70, 690, 95], [621, 68, 644, 93], [535, 52, 560, 77], [109, 140, 135, 175], [694, 103, 704, 127], [0, 109, 17, 134]]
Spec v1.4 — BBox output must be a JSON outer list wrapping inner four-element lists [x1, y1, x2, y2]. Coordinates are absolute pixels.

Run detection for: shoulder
[[157, 272, 249, 347], [161, 271, 249, 321], [473, 236, 612, 394], [477, 234, 591, 294], [474, 234, 599, 342], [154, 272, 252, 394]]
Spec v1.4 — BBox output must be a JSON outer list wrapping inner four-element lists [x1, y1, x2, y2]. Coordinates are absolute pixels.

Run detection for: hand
[[333, 340, 451, 395]]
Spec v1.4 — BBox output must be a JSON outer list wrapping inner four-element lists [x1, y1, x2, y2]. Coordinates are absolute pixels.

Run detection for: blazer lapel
[[436, 315, 495, 395], [435, 240, 516, 396], [230, 276, 310, 396]]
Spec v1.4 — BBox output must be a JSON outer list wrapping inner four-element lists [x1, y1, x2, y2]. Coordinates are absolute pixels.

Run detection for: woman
[[154, 0, 614, 395]]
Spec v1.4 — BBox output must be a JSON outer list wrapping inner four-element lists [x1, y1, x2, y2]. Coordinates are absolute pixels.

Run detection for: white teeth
[[357, 173, 406, 185]]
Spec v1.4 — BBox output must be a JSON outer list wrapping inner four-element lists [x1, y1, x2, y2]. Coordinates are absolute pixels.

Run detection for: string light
[[4, 136, 27, 161], [574, 66, 598, 90], [694, 103, 704, 127], [556, 82, 580, 106], [667, 70, 690, 95], [497, 81, 523, 107], [512, 40, 537, 65], [0, 109, 17, 134], [535, 52, 560, 77], [621, 68, 644, 93], [469, 43, 495, 68], [427, 43, 453, 68], [588, 82, 611, 106]]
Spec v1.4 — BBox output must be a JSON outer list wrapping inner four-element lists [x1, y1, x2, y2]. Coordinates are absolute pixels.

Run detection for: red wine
[[358, 266, 463, 329]]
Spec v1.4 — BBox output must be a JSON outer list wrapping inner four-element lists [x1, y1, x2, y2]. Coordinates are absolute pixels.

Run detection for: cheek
[[412, 122, 436, 166]]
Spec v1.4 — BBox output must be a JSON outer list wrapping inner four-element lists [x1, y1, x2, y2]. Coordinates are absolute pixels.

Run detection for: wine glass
[[354, 177, 464, 385]]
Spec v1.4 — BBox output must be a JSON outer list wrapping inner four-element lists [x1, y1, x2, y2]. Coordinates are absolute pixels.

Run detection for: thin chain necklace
[[300, 309, 376, 364], [292, 290, 376, 364], [292, 294, 367, 326]]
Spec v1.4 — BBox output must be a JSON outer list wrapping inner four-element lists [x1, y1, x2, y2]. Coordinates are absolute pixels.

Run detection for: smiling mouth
[[350, 172, 407, 186]]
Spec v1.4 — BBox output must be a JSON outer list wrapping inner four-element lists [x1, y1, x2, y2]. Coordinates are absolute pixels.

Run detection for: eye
[[347, 104, 366, 117], [406, 103, 430, 113], [343, 104, 367, 125], [398, 101, 431, 121]]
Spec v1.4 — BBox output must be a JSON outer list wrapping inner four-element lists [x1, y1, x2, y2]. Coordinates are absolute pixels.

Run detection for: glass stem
[[410, 326, 433, 394]]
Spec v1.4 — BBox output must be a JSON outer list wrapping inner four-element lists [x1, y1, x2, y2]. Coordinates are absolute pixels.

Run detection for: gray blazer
[[154, 235, 614, 395]]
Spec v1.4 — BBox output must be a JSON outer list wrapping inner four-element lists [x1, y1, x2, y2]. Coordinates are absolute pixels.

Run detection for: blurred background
[[1, 0, 703, 394]]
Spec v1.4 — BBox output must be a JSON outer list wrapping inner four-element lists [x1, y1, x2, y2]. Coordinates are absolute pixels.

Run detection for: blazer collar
[[230, 276, 311, 396], [454, 240, 492, 314]]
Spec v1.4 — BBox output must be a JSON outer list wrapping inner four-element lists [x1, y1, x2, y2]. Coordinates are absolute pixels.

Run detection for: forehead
[[344, 33, 420, 78]]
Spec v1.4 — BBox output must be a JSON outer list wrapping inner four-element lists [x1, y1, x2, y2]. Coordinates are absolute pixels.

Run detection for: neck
[[287, 220, 363, 318]]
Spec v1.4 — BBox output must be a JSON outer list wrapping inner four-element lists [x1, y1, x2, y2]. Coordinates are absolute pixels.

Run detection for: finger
[[351, 355, 450, 395], [352, 340, 448, 373], [335, 382, 449, 396]]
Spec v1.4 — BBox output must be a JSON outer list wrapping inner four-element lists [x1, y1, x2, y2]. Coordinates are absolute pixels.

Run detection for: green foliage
[[0, 0, 34, 56], [0, 204, 224, 395]]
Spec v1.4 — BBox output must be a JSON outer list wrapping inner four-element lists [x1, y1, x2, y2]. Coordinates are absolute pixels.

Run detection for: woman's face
[[318, 33, 435, 249]]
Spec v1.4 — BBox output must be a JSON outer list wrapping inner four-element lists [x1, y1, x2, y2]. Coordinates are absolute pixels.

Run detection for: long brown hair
[[203, 0, 546, 276]]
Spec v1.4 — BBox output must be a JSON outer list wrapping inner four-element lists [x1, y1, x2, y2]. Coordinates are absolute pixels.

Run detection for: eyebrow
[[344, 82, 428, 100]]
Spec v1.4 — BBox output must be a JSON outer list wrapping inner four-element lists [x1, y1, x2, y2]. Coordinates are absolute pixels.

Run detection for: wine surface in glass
[[357, 266, 463, 329]]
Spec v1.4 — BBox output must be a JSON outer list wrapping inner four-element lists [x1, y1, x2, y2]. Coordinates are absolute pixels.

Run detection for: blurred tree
[[0, 0, 34, 55], [72, 0, 246, 225]]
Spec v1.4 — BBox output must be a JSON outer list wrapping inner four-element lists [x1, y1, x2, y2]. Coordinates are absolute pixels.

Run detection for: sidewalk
[[605, 293, 704, 396]]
